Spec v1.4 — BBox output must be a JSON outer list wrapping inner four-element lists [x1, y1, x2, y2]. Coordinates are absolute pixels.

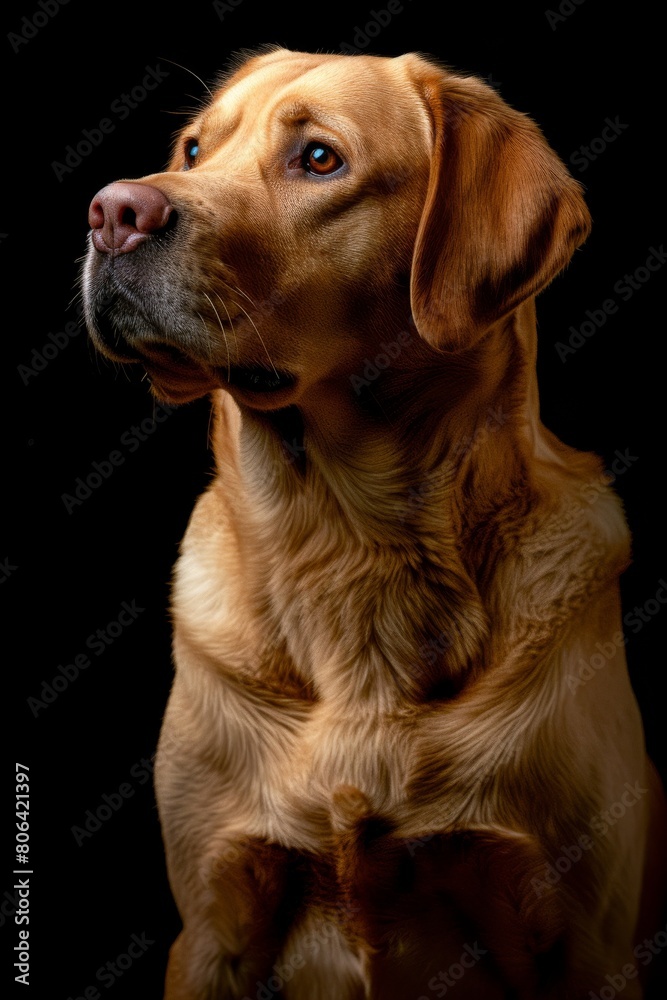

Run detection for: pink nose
[[88, 182, 175, 254]]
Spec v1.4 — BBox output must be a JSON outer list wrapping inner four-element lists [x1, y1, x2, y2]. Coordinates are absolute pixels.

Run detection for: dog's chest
[[175, 499, 469, 798], [259, 531, 484, 712], [176, 456, 490, 700]]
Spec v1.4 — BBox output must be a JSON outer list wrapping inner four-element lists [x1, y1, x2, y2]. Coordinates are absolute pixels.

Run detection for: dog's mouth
[[141, 353, 297, 406], [90, 322, 297, 404], [222, 365, 296, 394], [85, 275, 297, 406]]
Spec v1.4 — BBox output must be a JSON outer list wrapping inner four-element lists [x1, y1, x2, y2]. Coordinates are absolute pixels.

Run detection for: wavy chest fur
[[170, 401, 633, 841], [171, 414, 491, 827], [240, 417, 493, 706]]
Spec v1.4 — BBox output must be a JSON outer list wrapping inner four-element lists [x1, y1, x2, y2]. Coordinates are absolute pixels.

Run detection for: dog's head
[[83, 47, 590, 409]]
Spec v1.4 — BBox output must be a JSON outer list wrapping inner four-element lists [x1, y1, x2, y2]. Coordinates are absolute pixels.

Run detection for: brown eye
[[302, 142, 343, 175], [183, 139, 199, 170]]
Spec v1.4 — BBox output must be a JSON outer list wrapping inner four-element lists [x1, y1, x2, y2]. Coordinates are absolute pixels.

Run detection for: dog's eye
[[183, 139, 200, 170], [302, 142, 343, 176]]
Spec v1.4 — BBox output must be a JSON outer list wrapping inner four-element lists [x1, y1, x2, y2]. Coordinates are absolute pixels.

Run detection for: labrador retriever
[[82, 46, 666, 1000]]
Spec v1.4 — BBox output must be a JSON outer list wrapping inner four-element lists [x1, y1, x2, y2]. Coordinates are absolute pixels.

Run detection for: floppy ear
[[408, 62, 591, 351]]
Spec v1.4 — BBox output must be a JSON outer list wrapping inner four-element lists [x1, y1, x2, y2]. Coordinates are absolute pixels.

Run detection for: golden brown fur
[[83, 47, 666, 999]]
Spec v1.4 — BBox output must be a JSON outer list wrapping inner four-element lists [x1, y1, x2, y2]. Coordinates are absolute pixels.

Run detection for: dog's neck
[[238, 302, 536, 531], [212, 302, 542, 705]]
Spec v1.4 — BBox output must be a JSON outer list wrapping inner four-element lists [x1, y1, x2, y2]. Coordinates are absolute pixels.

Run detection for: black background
[[3, 1, 665, 997]]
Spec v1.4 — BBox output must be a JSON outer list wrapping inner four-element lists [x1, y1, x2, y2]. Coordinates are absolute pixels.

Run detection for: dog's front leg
[[331, 787, 567, 1000], [163, 837, 304, 1000]]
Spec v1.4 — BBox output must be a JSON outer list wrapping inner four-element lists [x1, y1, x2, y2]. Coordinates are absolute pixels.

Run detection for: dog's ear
[[407, 60, 591, 351]]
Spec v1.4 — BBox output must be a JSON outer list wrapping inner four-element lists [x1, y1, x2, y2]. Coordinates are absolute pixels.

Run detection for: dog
[[82, 46, 666, 999]]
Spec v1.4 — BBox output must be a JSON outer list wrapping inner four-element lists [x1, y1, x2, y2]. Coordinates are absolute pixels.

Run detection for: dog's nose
[[88, 182, 175, 254]]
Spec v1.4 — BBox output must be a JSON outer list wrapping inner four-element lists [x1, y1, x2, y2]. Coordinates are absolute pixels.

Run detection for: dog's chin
[[120, 343, 218, 404], [127, 349, 298, 410], [224, 365, 295, 395], [218, 365, 298, 410], [145, 371, 218, 405], [87, 309, 298, 407]]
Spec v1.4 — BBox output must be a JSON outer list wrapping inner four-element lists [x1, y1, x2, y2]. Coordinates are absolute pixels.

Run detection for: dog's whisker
[[196, 308, 216, 366], [160, 57, 212, 97], [202, 295, 231, 379], [221, 279, 257, 310], [213, 292, 240, 361], [230, 299, 278, 376], [67, 283, 86, 311], [196, 310, 219, 370]]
